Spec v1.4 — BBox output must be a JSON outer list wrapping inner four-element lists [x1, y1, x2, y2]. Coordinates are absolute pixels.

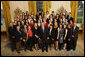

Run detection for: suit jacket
[[64, 15, 69, 19], [49, 18, 54, 25], [8, 27, 15, 40], [13, 25, 17, 31], [39, 27, 48, 41], [15, 30, 22, 42], [46, 18, 49, 23], [67, 28, 72, 40], [72, 26, 79, 40], [68, 17, 74, 23], [21, 29, 27, 40], [48, 28, 55, 39], [32, 28, 39, 35], [36, 15, 39, 21]]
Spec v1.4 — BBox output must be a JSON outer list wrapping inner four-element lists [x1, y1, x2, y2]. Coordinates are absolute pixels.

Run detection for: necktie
[[42, 27, 44, 33], [50, 29, 51, 35]]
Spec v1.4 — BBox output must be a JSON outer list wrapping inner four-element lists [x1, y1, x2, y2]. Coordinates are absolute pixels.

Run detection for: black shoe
[[73, 49, 76, 51], [12, 50, 14, 52], [67, 49, 70, 51], [30, 49, 33, 51], [46, 50, 48, 52], [17, 51, 20, 54], [55, 48, 58, 51], [24, 49, 27, 52], [42, 51, 44, 52]]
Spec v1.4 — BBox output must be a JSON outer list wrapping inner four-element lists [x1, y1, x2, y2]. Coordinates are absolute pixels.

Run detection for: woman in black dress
[[54, 22, 59, 50], [63, 24, 68, 50], [32, 23, 39, 50]]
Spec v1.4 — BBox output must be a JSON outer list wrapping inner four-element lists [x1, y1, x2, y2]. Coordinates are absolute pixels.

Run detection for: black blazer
[[36, 15, 39, 21], [15, 30, 22, 42], [68, 17, 74, 23], [72, 26, 79, 40], [64, 15, 69, 19], [39, 27, 48, 41], [8, 27, 15, 40], [48, 28, 55, 39], [32, 28, 39, 38], [13, 25, 17, 31], [21, 29, 27, 40]]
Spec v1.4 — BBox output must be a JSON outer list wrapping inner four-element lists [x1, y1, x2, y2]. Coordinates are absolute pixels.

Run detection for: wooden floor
[[1, 31, 84, 56]]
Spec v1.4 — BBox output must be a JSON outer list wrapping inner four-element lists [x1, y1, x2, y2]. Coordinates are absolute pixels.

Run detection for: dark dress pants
[[10, 38, 16, 52], [42, 40, 48, 52]]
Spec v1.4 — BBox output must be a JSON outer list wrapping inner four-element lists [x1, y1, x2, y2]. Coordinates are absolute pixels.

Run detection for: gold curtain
[[43, 1, 51, 14], [28, 1, 32, 15], [2, 1, 11, 37], [82, 16, 84, 39], [28, 1, 36, 15], [70, 1, 79, 23], [43, 1, 46, 14], [33, 1, 36, 15]]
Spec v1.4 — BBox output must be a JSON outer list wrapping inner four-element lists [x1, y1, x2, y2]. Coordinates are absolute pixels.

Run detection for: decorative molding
[[56, 5, 66, 14], [14, 7, 22, 20], [14, 7, 22, 15]]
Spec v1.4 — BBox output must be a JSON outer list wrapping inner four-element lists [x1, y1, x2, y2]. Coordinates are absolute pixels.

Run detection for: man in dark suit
[[40, 22, 49, 52], [72, 23, 79, 50], [15, 26, 22, 53], [21, 25, 27, 51], [8, 22, 16, 52]]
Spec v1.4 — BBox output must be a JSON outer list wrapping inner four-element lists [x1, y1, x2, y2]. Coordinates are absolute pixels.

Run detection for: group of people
[[8, 11, 79, 53]]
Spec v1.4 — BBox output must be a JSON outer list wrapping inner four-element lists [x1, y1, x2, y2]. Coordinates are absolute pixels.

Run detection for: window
[[1, 2, 6, 26], [77, 1, 84, 23], [1, 2, 6, 32], [36, 1, 43, 13]]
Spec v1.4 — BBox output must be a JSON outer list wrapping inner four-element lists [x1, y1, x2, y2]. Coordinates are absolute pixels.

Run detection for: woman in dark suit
[[48, 24, 55, 50], [32, 23, 39, 50], [66, 24, 73, 51]]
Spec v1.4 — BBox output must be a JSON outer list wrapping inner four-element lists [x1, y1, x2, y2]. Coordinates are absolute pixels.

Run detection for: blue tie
[[42, 27, 44, 33]]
